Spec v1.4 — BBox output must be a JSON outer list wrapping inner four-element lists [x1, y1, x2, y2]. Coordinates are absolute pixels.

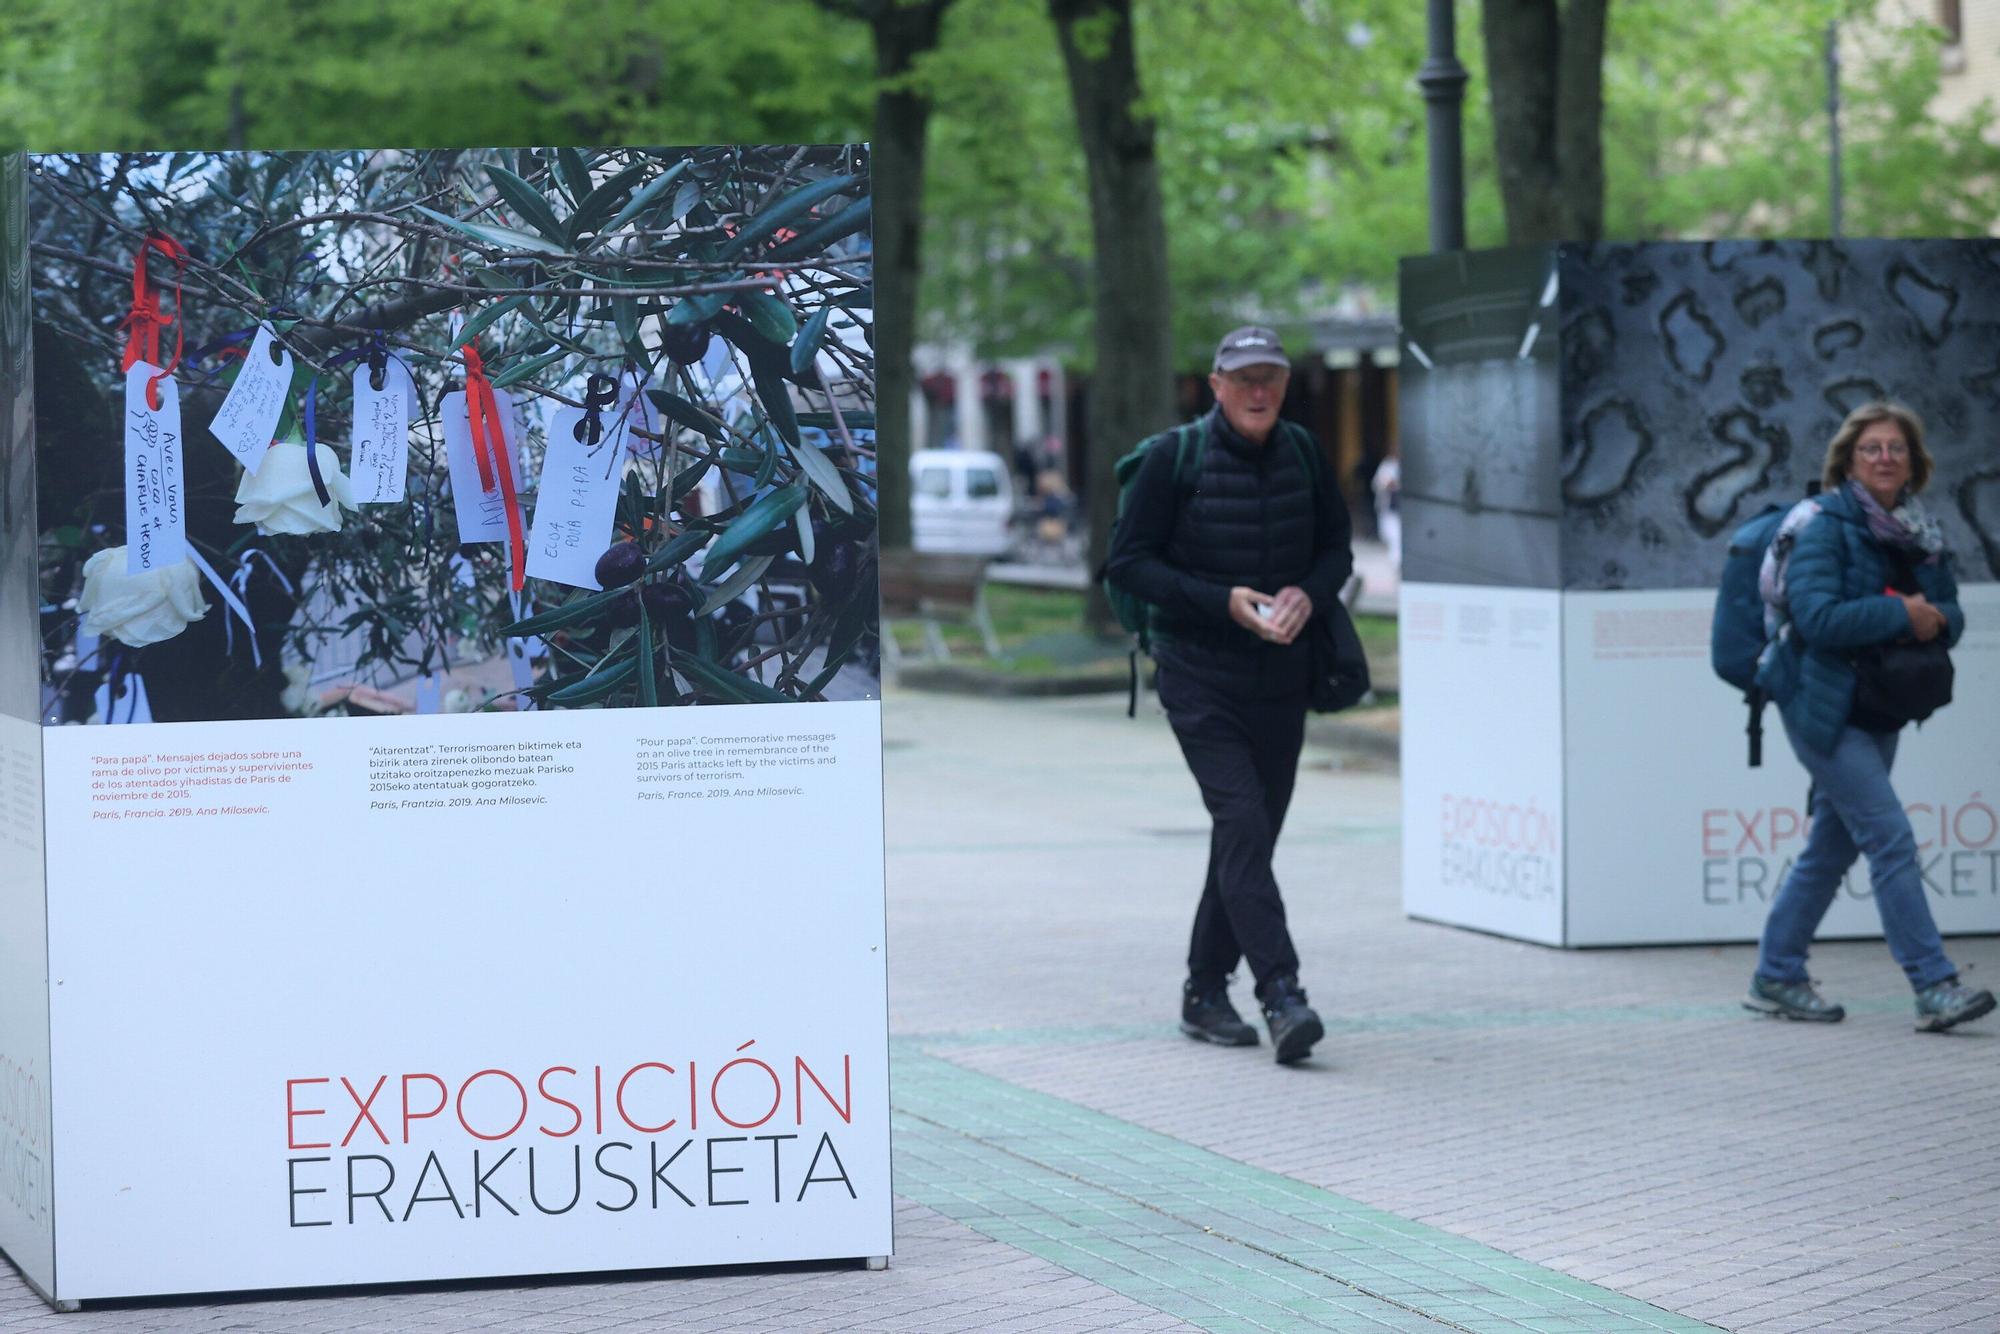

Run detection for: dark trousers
[[1156, 660, 1307, 995]]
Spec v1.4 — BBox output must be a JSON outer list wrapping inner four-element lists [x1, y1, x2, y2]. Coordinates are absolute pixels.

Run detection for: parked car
[[910, 449, 1014, 557]]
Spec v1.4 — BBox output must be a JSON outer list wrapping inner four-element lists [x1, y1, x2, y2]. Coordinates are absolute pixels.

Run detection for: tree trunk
[[1554, 0, 1607, 242], [1481, 0, 1607, 244], [1051, 0, 1175, 631], [862, 0, 954, 553]]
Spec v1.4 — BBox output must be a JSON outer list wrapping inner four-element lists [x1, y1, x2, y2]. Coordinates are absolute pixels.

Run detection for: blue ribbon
[[302, 335, 395, 508]]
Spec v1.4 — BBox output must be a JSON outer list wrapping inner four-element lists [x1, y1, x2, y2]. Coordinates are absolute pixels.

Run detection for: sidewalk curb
[[894, 664, 1405, 761], [1305, 712, 1402, 762]]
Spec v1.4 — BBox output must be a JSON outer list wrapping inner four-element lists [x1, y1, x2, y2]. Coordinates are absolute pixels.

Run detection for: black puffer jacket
[[1105, 407, 1353, 698]]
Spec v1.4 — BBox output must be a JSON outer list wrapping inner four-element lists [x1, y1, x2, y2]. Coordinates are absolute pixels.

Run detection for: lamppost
[[1419, 0, 1469, 252]]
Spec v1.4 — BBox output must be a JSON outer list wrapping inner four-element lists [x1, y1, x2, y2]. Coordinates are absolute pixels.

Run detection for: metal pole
[[1419, 0, 1469, 252], [1826, 20, 1843, 237]]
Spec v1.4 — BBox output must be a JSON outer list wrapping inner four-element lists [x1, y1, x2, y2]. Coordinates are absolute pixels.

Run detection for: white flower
[[77, 548, 209, 647], [234, 440, 352, 535]]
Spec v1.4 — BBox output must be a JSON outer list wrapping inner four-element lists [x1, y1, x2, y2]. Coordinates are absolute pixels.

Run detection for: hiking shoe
[[1914, 977, 1996, 1033], [1744, 975, 1845, 1022], [1258, 976, 1324, 1065], [1180, 979, 1259, 1046]]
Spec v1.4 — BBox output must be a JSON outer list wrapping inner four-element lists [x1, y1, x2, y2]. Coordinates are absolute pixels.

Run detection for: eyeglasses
[[1855, 441, 1910, 460], [1222, 370, 1287, 391]]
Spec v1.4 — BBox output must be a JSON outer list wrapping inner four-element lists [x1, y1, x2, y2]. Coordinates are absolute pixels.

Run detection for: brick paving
[[3, 685, 1994, 1330]]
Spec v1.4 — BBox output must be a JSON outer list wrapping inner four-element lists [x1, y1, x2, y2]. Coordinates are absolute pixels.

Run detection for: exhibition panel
[[1400, 241, 2000, 946], [0, 146, 889, 1303]]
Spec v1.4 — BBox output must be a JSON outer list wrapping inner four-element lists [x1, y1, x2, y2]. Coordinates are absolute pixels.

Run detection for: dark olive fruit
[[594, 542, 647, 589], [606, 588, 641, 628], [661, 322, 712, 366], [642, 580, 700, 649], [641, 581, 694, 620], [811, 537, 867, 600]]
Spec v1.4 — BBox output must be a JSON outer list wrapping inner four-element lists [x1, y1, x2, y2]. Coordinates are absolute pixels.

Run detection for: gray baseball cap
[[1212, 325, 1289, 372]]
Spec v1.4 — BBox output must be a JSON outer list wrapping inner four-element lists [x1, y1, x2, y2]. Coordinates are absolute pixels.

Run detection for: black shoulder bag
[[1283, 424, 1371, 714], [1851, 550, 1953, 726], [1308, 603, 1372, 714]]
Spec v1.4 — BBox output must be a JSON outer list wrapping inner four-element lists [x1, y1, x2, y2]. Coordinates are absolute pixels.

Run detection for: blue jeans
[[1755, 716, 1956, 991]]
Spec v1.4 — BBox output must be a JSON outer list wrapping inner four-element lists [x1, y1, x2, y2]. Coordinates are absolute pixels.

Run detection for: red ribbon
[[119, 233, 190, 410], [462, 344, 525, 591]]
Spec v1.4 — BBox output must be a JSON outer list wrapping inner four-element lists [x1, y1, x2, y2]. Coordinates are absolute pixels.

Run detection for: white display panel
[[1563, 586, 2000, 946], [1400, 584, 1567, 946], [0, 713, 53, 1298], [39, 702, 889, 1300]]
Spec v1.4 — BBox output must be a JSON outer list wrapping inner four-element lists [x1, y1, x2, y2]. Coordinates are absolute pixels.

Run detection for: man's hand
[[1902, 593, 1946, 643], [1268, 586, 1313, 645], [1228, 586, 1283, 641]]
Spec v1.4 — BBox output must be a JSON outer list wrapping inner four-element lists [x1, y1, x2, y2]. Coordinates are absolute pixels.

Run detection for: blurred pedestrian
[[1748, 402, 1993, 1032], [1371, 453, 1401, 565], [1105, 326, 1353, 1064]]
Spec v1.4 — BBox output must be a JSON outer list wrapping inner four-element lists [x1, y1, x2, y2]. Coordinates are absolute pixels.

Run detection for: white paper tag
[[124, 362, 188, 575], [526, 407, 624, 589], [507, 636, 541, 699], [614, 372, 655, 456], [441, 387, 523, 544], [350, 360, 413, 504], [207, 325, 292, 474], [414, 673, 443, 715]]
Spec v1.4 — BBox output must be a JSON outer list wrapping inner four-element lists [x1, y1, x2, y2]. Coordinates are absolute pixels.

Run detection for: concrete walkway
[[3, 687, 1994, 1331]]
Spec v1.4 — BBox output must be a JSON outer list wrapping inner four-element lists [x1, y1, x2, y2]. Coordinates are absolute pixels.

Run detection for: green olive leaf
[[700, 486, 804, 579], [484, 165, 567, 246], [410, 203, 564, 255]]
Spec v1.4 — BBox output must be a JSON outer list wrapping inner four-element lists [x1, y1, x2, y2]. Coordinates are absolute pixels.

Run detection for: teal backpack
[[1101, 417, 1327, 714]]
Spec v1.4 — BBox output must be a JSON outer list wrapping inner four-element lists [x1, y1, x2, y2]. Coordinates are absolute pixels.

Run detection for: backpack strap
[[1171, 419, 1204, 494], [1746, 685, 1765, 767], [1129, 421, 1206, 719], [1284, 421, 1325, 498]]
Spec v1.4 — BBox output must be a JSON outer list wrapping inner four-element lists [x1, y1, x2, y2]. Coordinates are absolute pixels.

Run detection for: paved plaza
[[4, 686, 1996, 1332]]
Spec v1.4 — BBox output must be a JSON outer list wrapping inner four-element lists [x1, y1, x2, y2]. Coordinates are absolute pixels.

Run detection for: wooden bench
[[877, 549, 1000, 665]]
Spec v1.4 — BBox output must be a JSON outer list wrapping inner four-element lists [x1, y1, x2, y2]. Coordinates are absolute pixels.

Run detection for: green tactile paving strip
[[891, 1050, 1722, 1334], [902, 996, 1915, 1050]]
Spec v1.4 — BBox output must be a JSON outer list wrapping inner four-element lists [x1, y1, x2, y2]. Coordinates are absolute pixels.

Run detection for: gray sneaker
[[1914, 978, 1996, 1033], [1744, 975, 1845, 1022]]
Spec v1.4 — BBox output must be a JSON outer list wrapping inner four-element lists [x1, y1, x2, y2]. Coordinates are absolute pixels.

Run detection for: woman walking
[[1747, 402, 1994, 1032]]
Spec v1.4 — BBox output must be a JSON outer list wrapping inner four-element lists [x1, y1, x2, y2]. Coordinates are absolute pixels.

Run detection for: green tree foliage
[[1602, 1, 2000, 238], [3, 1, 1992, 373], [917, 0, 1497, 370], [0, 0, 872, 151]]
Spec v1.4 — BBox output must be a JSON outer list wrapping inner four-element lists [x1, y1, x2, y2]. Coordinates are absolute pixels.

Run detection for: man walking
[[1105, 326, 1354, 1064]]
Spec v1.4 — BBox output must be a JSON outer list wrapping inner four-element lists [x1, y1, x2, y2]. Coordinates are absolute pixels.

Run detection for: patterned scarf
[[1846, 479, 1945, 565]]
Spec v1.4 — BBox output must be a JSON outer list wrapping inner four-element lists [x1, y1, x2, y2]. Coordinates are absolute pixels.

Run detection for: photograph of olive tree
[[28, 144, 876, 724]]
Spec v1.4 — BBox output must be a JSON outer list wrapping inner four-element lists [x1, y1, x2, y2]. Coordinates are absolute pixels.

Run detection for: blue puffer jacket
[[1756, 485, 1966, 755]]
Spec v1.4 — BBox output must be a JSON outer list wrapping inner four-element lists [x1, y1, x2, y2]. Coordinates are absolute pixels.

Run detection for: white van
[[910, 449, 1015, 556]]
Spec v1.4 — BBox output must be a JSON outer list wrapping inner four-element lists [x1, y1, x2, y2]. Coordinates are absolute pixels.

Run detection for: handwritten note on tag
[[350, 361, 412, 504], [208, 325, 292, 474], [124, 362, 188, 575], [527, 407, 624, 589], [441, 387, 522, 544]]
